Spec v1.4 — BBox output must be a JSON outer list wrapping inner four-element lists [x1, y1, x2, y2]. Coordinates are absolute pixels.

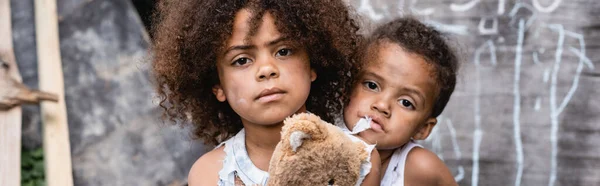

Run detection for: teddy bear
[[267, 113, 373, 186]]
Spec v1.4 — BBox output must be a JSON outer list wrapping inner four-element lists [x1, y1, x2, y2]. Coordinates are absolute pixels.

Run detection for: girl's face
[[344, 42, 438, 150], [213, 9, 316, 126]]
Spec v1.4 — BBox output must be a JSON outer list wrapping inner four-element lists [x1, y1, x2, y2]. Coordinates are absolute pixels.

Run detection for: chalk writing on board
[[351, 0, 596, 186]]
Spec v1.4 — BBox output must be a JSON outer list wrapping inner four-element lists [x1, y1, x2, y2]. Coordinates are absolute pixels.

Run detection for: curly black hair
[[151, 0, 361, 145], [363, 17, 459, 118]]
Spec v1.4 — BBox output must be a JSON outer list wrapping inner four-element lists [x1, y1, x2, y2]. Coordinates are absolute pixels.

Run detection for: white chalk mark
[[456, 166, 465, 182], [471, 38, 495, 186], [358, 0, 384, 21], [472, 129, 482, 186], [478, 17, 499, 35], [533, 52, 541, 64], [447, 119, 462, 160], [471, 38, 499, 186], [509, 3, 537, 27], [450, 0, 480, 12], [474, 40, 497, 66], [568, 47, 595, 70], [545, 27, 595, 186], [533, 0, 562, 13], [423, 20, 469, 35], [547, 23, 564, 186], [544, 68, 551, 83], [555, 49, 585, 115], [498, 0, 506, 15], [497, 36, 505, 43], [555, 30, 595, 116], [535, 97, 542, 111], [446, 119, 465, 182], [513, 19, 526, 186], [409, 0, 435, 15]]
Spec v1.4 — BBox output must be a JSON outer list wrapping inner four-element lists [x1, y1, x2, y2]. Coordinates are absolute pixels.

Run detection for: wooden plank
[[0, 0, 22, 185], [34, 0, 74, 185]]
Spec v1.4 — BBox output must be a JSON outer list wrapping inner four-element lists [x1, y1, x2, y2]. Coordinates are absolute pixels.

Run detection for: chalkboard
[[346, 0, 600, 185]]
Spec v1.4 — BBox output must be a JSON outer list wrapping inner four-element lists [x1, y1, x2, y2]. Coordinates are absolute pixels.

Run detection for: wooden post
[[0, 0, 22, 185], [34, 0, 74, 185]]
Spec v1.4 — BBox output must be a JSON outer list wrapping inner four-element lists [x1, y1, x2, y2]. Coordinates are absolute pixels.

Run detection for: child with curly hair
[[151, 0, 380, 185], [343, 17, 459, 186]]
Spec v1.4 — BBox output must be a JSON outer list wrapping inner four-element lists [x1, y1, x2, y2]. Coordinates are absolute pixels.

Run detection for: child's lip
[[369, 120, 384, 133], [360, 113, 385, 132], [256, 87, 286, 101]]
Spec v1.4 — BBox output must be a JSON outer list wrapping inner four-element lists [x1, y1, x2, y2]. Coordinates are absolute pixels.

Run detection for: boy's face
[[213, 9, 316, 126], [344, 41, 439, 150]]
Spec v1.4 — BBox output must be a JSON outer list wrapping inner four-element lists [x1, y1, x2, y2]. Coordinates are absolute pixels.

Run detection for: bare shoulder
[[188, 145, 226, 186], [404, 147, 457, 186]]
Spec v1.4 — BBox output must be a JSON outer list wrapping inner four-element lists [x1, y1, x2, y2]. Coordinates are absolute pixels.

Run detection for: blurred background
[[9, 0, 599, 185]]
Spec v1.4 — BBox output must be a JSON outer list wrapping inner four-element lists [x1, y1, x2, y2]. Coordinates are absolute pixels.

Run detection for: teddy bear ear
[[289, 131, 311, 152]]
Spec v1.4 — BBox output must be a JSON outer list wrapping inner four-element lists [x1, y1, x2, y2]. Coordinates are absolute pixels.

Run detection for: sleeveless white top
[[217, 128, 374, 186], [217, 129, 269, 186], [380, 141, 423, 186]]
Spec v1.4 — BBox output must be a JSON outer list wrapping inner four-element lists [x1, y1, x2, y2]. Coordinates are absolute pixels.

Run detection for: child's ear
[[212, 84, 227, 102], [412, 117, 437, 140], [310, 69, 317, 82]]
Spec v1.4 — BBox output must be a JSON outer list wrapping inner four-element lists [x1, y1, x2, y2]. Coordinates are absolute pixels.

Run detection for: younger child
[[151, 0, 380, 185], [344, 17, 459, 186]]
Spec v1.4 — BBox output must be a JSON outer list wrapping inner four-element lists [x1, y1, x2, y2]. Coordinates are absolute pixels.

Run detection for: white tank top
[[216, 128, 374, 186], [217, 129, 269, 186], [380, 141, 422, 186]]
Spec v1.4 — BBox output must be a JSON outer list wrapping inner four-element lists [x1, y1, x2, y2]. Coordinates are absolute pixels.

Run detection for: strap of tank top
[[380, 141, 422, 186]]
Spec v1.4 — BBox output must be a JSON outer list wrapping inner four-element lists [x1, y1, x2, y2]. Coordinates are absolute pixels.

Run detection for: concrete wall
[[12, 0, 205, 185]]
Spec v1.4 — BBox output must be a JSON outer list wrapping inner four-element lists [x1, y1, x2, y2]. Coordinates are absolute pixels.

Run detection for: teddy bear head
[[267, 113, 368, 186]]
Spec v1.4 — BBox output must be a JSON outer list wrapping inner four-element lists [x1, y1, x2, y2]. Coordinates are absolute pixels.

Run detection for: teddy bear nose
[[328, 179, 335, 185]]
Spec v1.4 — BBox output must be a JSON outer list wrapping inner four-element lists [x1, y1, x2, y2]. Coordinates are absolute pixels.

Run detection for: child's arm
[[404, 147, 457, 186], [361, 149, 381, 186], [188, 146, 226, 186]]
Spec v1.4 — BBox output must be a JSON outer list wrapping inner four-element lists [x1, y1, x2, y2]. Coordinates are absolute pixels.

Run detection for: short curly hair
[[363, 17, 459, 118], [151, 0, 361, 145]]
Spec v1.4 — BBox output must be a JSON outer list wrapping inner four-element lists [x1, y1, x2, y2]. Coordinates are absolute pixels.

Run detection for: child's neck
[[245, 122, 283, 150], [244, 122, 283, 171]]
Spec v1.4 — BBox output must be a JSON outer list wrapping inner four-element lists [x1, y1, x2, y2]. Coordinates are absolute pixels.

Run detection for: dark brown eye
[[398, 99, 415, 110], [401, 99, 412, 107], [362, 81, 379, 91], [276, 48, 292, 57], [328, 179, 335, 185], [232, 57, 250, 66]]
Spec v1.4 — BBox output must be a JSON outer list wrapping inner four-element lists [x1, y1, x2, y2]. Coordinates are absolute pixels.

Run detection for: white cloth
[[339, 119, 376, 186], [344, 133, 376, 186], [380, 141, 422, 186], [217, 129, 269, 186]]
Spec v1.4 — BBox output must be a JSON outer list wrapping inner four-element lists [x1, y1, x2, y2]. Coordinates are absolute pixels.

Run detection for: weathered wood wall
[[12, 0, 205, 185], [346, 0, 600, 185]]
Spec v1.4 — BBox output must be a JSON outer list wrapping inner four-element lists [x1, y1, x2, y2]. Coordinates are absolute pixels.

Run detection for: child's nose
[[371, 100, 391, 117], [256, 57, 280, 81]]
